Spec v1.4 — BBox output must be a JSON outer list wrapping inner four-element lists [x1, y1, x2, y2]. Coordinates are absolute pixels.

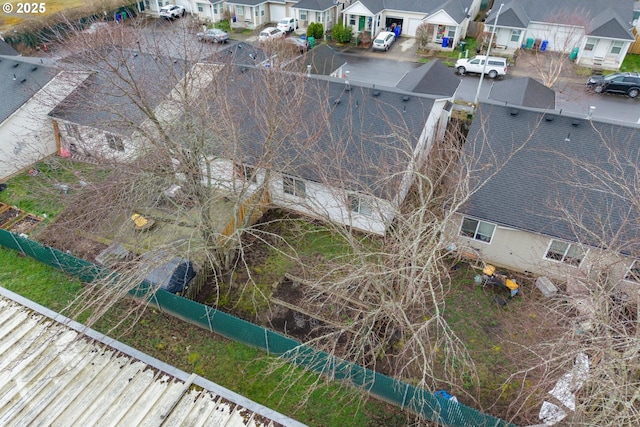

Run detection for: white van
[[455, 55, 507, 78]]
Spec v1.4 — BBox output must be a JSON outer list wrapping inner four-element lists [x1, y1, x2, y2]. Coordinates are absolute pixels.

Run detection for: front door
[[359, 16, 365, 31]]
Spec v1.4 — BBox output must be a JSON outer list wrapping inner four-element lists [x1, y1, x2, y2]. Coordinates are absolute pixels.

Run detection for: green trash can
[[308, 36, 315, 48], [458, 41, 466, 52], [569, 47, 579, 61], [525, 38, 534, 49]]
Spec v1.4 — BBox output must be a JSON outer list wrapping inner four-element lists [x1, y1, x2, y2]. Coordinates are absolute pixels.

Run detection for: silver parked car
[[372, 31, 395, 51], [197, 28, 229, 43]]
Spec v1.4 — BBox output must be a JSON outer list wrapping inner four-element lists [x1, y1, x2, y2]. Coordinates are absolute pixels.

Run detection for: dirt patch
[[0, 207, 23, 228]]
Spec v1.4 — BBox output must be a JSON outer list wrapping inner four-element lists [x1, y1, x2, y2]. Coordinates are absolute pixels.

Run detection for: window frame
[[584, 37, 596, 51], [236, 6, 243, 15], [64, 122, 81, 140], [105, 133, 125, 152], [348, 194, 373, 217], [300, 10, 307, 21], [283, 176, 306, 198], [236, 164, 257, 183], [459, 217, 496, 244], [610, 41, 624, 55], [544, 239, 585, 267], [624, 260, 640, 282], [510, 29, 521, 42], [197, 3, 203, 12]]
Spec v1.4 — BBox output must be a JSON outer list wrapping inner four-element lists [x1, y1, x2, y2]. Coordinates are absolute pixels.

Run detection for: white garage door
[[406, 18, 423, 37], [270, 4, 286, 22]]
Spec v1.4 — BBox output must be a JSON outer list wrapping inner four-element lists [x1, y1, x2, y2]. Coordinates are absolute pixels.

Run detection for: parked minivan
[[455, 55, 507, 78]]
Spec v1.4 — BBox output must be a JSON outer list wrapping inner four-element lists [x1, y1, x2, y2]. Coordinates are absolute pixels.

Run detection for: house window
[[213, 4, 217, 14], [145, 0, 150, 9], [236, 164, 257, 183], [255, 8, 258, 17], [545, 240, 584, 266], [283, 176, 305, 198], [584, 37, 596, 51], [510, 29, 521, 42], [610, 41, 623, 55], [261, 8, 264, 17], [460, 217, 495, 243], [106, 133, 125, 152], [447, 27, 456, 38], [197, 3, 203, 12], [64, 122, 81, 140], [348, 194, 372, 216], [300, 10, 307, 20], [625, 260, 640, 282], [236, 6, 243, 15]]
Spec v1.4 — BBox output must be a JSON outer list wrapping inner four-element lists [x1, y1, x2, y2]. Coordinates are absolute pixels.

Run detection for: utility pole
[[473, 3, 504, 106]]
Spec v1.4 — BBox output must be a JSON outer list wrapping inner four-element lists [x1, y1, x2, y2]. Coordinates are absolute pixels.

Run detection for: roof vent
[[12, 63, 19, 68], [20, 78, 26, 84], [371, 90, 380, 97], [564, 133, 571, 142], [402, 95, 410, 102], [344, 85, 351, 91], [31, 66, 38, 72], [510, 109, 519, 116], [545, 115, 553, 122], [571, 120, 580, 126], [333, 98, 341, 105]]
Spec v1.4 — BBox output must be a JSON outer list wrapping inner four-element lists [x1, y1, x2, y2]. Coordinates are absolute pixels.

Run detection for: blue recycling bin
[[442, 37, 448, 48], [540, 40, 548, 52]]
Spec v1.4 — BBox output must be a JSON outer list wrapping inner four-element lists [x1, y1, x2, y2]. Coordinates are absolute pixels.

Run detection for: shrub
[[332, 22, 352, 43], [308, 22, 323, 39]]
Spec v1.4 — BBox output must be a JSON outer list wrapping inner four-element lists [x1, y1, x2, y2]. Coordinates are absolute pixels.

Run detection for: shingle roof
[[0, 39, 19, 56], [355, 0, 475, 21], [589, 9, 635, 40], [461, 104, 640, 251], [396, 60, 460, 98], [0, 286, 305, 427], [303, 44, 347, 75], [293, 0, 335, 12], [487, 0, 634, 39], [488, 77, 555, 110], [226, 0, 272, 5], [212, 70, 437, 200], [0, 56, 59, 124], [49, 49, 187, 132]]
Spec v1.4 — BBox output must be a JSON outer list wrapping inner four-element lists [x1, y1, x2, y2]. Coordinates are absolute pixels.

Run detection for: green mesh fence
[[0, 229, 515, 427]]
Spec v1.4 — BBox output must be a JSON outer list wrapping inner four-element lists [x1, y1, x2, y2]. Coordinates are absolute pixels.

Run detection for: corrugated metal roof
[[0, 287, 307, 427]]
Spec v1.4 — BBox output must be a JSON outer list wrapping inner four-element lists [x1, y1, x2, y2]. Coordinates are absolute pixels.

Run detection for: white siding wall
[[206, 158, 393, 234], [524, 22, 585, 53], [55, 120, 133, 162], [0, 71, 89, 180], [447, 213, 640, 292]]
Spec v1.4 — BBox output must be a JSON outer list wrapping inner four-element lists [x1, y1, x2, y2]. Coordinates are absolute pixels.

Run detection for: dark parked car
[[586, 72, 640, 98]]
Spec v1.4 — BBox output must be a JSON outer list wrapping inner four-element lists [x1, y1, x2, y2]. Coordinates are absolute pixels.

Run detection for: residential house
[[51, 44, 459, 234], [225, 0, 292, 30], [0, 57, 89, 181], [341, 0, 482, 49], [291, 0, 345, 33], [191, 0, 226, 22], [449, 98, 640, 288], [485, 0, 635, 70], [49, 50, 190, 162], [204, 61, 459, 234]]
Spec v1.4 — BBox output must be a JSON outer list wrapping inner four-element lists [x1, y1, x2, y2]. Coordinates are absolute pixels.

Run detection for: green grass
[[215, 19, 231, 32], [620, 53, 640, 72], [0, 245, 407, 427], [0, 160, 108, 218]]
